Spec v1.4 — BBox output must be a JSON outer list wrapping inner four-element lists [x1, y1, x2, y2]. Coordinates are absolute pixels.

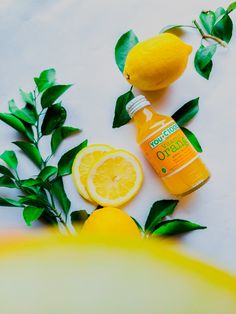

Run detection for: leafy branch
[[141, 199, 206, 237], [160, 2, 236, 79], [0, 69, 87, 231]]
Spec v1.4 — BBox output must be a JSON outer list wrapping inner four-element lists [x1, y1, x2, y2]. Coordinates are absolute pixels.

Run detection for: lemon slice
[[86, 150, 143, 206], [72, 144, 113, 202]]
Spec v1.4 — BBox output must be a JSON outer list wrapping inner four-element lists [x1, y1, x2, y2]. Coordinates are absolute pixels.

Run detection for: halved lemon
[[72, 144, 113, 202], [86, 150, 143, 206]]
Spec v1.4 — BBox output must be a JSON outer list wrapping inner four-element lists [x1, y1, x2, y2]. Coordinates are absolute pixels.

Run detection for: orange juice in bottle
[[126, 95, 210, 196]]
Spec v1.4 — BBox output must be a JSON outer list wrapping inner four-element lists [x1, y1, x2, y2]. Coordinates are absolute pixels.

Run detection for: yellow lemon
[[86, 150, 143, 206], [72, 144, 113, 202], [81, 207, 141, 237], [124, 33, 192, 91], [0, 233, 236, 313]]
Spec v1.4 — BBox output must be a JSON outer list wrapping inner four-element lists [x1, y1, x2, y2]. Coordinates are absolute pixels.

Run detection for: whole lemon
[[81, 207, 141, 237], [124, 33, 192, 91]]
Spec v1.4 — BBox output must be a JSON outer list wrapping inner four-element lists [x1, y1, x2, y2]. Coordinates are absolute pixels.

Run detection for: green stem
[[180, 25, 197, 29], [51, 208, 70, 233], [45, 154, 53, 164], [193, 20, 227, 47], [28, 88, 70, 233], [48, 190, 71, 233], [49, 190, 55, 208]]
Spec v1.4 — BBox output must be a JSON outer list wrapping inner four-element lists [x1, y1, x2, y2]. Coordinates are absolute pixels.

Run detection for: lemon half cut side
[[72, 144, 113, 202], [86, 150, 143, 206]]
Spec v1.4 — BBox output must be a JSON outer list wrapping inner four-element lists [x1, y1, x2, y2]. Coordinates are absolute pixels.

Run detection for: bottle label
[[140, 122, 198, 177]]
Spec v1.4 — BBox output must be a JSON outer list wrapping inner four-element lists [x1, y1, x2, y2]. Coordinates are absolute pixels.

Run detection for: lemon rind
[[72, 144, 113, 202]]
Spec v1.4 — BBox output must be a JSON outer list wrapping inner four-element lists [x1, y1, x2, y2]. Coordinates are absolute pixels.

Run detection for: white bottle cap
[[126, 95, 150, 118]]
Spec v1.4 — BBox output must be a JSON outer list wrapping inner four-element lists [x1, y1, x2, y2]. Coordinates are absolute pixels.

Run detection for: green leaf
[[19, 89, 34, 105], [152, 219, 206, 236], [20, 178, 41, 187], [0, 197, 22, 207], [227, 2, 236, 13], [195, 60, 213, 80], [213, 12, 233, 43], [20, 194, 49, 207], [172, 98, 199, 127], [34, 68, 56, 93], [57, 139, 88, 176], [0, 150, 18, 170], [0, 176, 16, 188], [194, 44, 217, 80], [23, 123, 35, 143], [23, 206, 44, 226], [71, 210, 89, 226], [215, 7, 226, 19], [51, 126, 81, 154], [13, 141, 43, 168], [195, 44, 217, 69], [0, 113, 27, 133], [52, 177, 71, 215], [41, 104, 67, 135], [41, 85, 72, 108], [159, 24, 187, 33], [0, 110, 34, 142], [0, 165, 14, 178], [112, 90, 134, 128], [115, 30, 139, 73], [181, 127, 203, 153], [40, 211, 58, 226], [8, 99, 37, 125], [199, 11, 216, 34], [131, 217, 143, 232], [145, 200, 179, 233], [38, 166, 57, 181]]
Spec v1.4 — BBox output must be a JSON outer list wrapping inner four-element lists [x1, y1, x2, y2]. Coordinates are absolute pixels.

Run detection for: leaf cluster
[[133, 199, 206, 237], [0, 69, 87, 228], [160, 2, 236, 79]]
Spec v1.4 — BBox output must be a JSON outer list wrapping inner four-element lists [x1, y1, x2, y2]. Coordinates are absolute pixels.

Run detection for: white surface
[[0, 0, 236, 273]]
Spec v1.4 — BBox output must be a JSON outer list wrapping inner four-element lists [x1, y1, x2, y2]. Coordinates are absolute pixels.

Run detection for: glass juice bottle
[[126, 95, 210, 196]]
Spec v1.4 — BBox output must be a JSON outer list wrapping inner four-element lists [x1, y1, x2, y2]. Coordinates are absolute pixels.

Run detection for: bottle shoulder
[[136, 116, 174, 144]]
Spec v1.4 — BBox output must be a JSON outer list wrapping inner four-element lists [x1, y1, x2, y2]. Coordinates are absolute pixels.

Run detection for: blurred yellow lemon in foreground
[[81, 207, 141, 237], [124, 33, 192, 91], [0, 233, 235, 313], [72, 144, 113, 202], [86, 150, 143, 206]]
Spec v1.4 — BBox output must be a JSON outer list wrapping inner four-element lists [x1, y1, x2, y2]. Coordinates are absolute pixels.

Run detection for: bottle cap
[[126, 95, 150, 118]]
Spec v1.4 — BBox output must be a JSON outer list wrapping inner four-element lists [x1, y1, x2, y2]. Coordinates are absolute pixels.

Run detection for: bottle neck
[[132, 105, 172, 144], [133, 105, 160, 127]]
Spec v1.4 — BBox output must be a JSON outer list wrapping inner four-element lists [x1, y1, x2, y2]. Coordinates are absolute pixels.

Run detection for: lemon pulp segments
[[72, 144, 113, 202], [86, 150, 143, 206]]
